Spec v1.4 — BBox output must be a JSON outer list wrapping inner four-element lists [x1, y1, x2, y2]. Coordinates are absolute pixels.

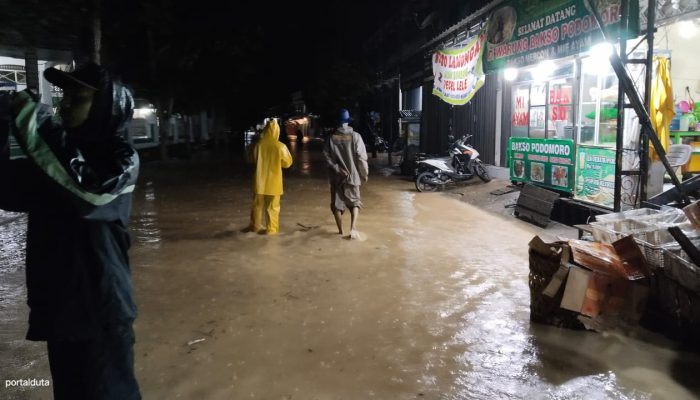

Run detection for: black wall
[[420, 73, 498, 165]]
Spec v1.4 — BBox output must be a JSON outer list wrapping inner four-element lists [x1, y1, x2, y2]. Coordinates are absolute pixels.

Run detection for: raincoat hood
[[261, 119, 281, 142], [45, 63, 134, 144], [337, 125, 354, 135], [336, 125, 354, 135]]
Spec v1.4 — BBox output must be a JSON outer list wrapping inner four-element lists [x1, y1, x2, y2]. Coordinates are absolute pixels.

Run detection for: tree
[[305, 53, 373, 127], [99, 0, 265, 159]]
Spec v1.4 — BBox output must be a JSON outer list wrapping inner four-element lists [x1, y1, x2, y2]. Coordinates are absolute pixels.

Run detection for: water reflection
[[288, 139, 324, 177], [131, 182, 162, 248]]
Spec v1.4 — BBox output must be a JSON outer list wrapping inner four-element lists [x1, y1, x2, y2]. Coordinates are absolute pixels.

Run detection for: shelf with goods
[[579, 101, 618, 146]]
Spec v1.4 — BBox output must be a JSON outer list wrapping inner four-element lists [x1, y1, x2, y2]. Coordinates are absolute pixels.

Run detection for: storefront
[[492, 0, 700, 211], [480, 0, 649, 211], [505, 45, 636, 207]]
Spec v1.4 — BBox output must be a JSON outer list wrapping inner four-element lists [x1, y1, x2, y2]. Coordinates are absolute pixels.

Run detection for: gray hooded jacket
[[323, 125, 368, 186]]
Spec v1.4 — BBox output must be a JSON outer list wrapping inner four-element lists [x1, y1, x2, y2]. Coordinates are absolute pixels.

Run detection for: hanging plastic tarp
[[431, 27, 487, 106], [649, 56, 674, 160]]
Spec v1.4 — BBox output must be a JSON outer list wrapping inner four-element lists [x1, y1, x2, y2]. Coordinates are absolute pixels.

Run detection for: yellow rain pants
[[250, 194, 281, 234]]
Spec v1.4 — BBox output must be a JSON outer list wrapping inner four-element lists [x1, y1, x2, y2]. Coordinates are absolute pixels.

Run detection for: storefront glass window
[[509, 61, 575, 139], [547, 77, 574, 139], [511, 85, 529, 137], [531, 82, 547, 106], [529, 106, 547, 138], [529, 83, 547, 138], [578, 57, 619, 146]]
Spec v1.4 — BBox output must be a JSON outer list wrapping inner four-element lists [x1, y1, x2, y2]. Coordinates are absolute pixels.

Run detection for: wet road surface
[[2, 140, 700, 399]]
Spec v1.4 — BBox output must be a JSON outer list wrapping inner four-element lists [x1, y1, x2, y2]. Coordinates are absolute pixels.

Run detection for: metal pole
[[614, 0, 629, 212], [583, 0, 688, 205], [640, 0, 656, 203]]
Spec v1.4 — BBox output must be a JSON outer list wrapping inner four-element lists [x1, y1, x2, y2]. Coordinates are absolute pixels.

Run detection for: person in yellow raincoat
[[248, 118, 293, 234]]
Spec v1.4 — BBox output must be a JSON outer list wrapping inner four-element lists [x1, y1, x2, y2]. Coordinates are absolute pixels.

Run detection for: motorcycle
[[372, 134, 390, 153], [414, 134, 491, 192]]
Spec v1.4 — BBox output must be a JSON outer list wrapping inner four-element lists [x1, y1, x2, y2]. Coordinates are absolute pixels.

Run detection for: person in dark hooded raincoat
[[0, 62, 141, 399]]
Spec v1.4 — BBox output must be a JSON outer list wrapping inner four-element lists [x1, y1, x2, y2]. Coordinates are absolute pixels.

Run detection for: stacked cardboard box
[[529, 235, 650, 332]]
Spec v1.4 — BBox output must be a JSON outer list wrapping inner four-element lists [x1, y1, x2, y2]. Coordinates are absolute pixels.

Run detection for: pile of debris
[[529, 205, 700, 343]]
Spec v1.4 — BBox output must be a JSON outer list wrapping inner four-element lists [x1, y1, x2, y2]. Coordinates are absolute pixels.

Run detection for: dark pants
[[47, 324, 141, 400]]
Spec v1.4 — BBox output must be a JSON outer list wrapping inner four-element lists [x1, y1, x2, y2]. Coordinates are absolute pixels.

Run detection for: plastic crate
[[634, 223, 700, 268], [590, 219, 653, 243], [596, 207, 687, 224], [637, 211, 688, 225], [663, 251, 700, 292], [595, 208, 661, 222]]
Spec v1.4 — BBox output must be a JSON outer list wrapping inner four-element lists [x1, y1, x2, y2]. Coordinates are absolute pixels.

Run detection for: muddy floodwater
[[2, 141, 700, 400]]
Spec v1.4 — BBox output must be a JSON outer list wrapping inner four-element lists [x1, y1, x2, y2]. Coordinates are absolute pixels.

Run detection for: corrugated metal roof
[[399, 109, 422, 119], [420, 0, 504, 51], [639, 0, 700, 28]]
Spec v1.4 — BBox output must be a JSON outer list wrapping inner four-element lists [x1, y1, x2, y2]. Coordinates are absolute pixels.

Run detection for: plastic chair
[[666, 144, 692, 174]]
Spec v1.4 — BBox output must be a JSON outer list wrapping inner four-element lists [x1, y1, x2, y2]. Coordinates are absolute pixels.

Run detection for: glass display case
[[511, 84, 530, 137], [578, 57, 619, 146], [529, 82, 547, 138], [547, 77, 574, 139], [508, 61, 575, 140]]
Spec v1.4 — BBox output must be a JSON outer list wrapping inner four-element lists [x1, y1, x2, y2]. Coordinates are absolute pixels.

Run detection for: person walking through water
[[248, 118, 293, 234], [323, 108, 369, 239], [1, 62, 141, 399]]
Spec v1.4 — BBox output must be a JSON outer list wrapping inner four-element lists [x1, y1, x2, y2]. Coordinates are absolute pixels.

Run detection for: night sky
[[104, 0, 399, 121], [3, 0, 406, 124]]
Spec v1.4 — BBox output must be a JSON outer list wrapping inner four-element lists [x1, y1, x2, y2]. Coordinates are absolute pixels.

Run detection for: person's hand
[[363, 175, 368, 183], [339, 169, 349, 179]]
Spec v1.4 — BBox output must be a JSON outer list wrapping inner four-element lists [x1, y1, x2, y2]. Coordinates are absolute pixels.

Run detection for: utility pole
[[92, 0, 101, 64]]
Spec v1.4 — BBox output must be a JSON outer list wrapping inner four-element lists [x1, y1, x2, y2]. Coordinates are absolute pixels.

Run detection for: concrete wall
[[655, 19, 700, 101]]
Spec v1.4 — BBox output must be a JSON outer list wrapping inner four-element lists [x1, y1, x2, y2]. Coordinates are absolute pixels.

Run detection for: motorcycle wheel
[[416, 172, 440, 192], [475, 161, 492, 183]]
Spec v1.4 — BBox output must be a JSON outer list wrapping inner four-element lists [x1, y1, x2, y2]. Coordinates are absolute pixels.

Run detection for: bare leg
[[349, 207, 359, 236], [333, 209, 344, 235]]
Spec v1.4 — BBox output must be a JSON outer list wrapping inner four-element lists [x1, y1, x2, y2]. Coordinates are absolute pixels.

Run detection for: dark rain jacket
[[0, 70, 138, 341]]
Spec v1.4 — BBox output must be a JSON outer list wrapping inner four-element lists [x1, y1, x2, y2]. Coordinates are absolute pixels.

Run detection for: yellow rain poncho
[[250, 119, 293, 195], [248, 119, 292, 234], [650, 56, 675, 160]]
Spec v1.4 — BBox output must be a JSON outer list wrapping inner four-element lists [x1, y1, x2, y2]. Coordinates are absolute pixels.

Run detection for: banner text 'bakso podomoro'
[[509, 137, 574, 193], [484, 0, 638, 71], [432, 28, 487, 106]]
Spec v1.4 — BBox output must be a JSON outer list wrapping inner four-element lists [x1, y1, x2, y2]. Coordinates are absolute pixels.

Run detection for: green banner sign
[[574, 145, 616, 207], [508, 137, 574, 192], [484, 0, 639, 71]]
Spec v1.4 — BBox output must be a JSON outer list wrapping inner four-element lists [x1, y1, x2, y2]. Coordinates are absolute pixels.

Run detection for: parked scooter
[[372, 134, 390, 153], [414, 134, 491, 192]]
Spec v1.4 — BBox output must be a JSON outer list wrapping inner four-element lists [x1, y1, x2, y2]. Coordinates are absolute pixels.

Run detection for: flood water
[[2, 140, 700, 400]]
